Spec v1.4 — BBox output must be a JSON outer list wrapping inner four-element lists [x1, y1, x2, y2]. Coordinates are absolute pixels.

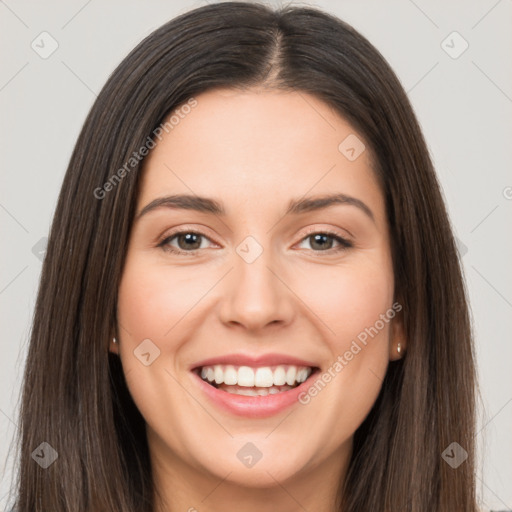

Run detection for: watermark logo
[[93, 97, 198, 200], [338, 134, 366, 162], [441, 31, 469, 60], [441, 442, 468, 469], [236, 442, 263, 468], [31, 31, 59, 59], [134, 338, 161, 366], [298, 301, 402, 405], [31, 441, 58, 469], [236, 236, 263, 264], [454, 237, 468, 258], [31, 236, 48, 262]]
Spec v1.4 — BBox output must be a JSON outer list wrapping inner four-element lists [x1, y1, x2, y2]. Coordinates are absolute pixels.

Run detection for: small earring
[[113, 337, 117, 344], [397, 342, 402, 354]]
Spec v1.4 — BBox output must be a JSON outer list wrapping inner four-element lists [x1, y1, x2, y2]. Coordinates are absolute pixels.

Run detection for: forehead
[[138, 87, 384, 222]]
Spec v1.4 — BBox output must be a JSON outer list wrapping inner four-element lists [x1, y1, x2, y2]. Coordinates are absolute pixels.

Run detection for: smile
[[196, 364, 314, 396], [191, 361, 320, 418]]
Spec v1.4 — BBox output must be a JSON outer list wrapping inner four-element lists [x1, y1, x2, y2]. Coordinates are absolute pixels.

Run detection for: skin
[[111, 87, 405, 512]]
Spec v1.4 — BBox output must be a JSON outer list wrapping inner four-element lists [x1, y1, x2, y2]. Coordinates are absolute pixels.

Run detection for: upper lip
[[190, 353, 319, 370]]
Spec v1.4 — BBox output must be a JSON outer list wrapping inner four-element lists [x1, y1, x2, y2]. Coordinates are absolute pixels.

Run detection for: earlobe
[[109, 336, 119, 355], [390, 340, 406, 361], [390, 309, 406, 360]]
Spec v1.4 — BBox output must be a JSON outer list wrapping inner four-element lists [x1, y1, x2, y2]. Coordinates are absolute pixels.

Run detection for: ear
[[389, 306, 406, 361], [109, 336, 120, 355]]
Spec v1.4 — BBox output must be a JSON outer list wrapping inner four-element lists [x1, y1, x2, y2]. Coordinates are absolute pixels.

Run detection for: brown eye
[[309, 233, 335, 251], [297, 231, 352, 253], [174, 232, 203, 250], [159, 231, 213, 254]]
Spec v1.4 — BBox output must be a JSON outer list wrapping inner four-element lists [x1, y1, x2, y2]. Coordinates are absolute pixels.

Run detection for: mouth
[[192, 364, 321, 397]]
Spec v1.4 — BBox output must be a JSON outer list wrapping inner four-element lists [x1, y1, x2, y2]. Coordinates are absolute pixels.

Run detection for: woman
[[9, 2, 480, 510]]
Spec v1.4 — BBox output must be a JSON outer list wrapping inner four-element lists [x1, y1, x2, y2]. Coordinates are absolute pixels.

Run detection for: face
[[114, 87, 404, 502]]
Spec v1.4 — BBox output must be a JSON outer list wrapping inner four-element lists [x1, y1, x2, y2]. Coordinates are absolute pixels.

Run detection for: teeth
[[254, 367, 274, 387], [237, 366, 254, 387], [214, 365, 223, 384], [296, 368, 308, 383], [285, 366, 297, 386], [198, 364, 313, 388], [221, 385, 294, 396], [223, 365, 237, 385], [273, 366, 286, 386]]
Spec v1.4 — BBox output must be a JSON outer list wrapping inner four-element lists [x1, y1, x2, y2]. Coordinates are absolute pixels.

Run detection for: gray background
[[1, 0, 511, 510]]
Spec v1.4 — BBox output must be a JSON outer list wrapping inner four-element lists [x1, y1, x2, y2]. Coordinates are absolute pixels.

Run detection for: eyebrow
[[136, 193, 375, 222]]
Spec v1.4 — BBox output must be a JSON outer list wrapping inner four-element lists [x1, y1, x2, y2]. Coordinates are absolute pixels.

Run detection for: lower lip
[[191, 370, 319, 418]]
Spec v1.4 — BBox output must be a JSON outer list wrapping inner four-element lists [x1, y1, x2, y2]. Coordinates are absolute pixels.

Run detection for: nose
[[218, 243, 296, 332]]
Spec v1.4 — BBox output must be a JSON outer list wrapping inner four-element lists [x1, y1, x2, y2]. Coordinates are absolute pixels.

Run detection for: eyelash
[[157, 227, 353, 256]]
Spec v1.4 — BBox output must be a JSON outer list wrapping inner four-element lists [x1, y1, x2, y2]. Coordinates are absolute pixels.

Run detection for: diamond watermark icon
[[441, 31, 469, 60], [236, 442, 263, 468], [31, 441, 58, 469], [31, 31, 59, 59], [236, 236, 263, 264], [454, 237, 468, 257], [338, 134, 365, 162], [31, 236, 48, 262], [441, 442, 468, 469], [134, 338, 161, 366]]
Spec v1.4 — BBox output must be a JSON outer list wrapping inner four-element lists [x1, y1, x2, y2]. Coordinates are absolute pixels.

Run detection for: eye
[[158, 230, 215, 255], [296, 229, 353, 253], [157, 228, 353, 256]]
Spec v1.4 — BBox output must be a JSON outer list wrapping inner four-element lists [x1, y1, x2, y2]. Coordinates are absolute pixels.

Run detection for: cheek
[[294, 256, 395, 347], [117, 257, 210, 340], [292, 256, 394, 421], [115, 259, 200, 441]]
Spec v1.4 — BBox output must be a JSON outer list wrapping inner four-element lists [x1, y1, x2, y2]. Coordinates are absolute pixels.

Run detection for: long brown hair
[[9, 2, 478, 510]]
